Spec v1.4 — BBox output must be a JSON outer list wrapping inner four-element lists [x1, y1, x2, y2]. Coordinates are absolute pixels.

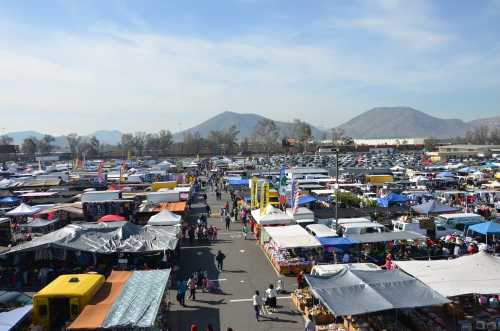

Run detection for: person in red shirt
[[191, 324, 198, 331]]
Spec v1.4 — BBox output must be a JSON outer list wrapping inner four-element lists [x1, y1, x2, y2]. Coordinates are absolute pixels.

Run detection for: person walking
[[266, 284, 277, 312], [252, 290, 263, 321], [177, 279, 187, 306], [187, 276, 196, 301], [225, 214, 231, 231], [216, 250, 226, 271], [305, 314, 316, 331]]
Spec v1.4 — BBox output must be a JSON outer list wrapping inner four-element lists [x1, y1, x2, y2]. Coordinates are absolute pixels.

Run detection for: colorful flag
[[293, 186, 301, 214]]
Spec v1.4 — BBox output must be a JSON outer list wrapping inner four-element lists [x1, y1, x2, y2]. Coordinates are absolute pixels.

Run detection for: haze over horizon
[[1, 0, 499, 135]]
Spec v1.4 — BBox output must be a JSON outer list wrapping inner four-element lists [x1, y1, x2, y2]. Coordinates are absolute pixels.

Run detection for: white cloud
[[0, 8, 498, 134], [334, 0, 450, 50]]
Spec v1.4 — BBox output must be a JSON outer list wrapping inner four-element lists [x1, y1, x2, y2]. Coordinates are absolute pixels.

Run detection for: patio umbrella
[[98, 214, 126, 222]]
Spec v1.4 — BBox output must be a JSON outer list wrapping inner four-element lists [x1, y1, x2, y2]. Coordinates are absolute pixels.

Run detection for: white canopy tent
[[148, 209, 182, 226], [395, 251, 500, 297], [5, 203, 41, 216], [251, 205, 294, 226], [262, 224, 321, 249]]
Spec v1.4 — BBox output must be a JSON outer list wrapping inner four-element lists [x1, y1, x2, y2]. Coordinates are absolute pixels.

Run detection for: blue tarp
[[228, 179, 249, 186], [377, 193, 408, 208], [468, 221, 500, 235], [318, 236, 356, 247], [0, 305, 33, 331], [458, 167, 477, 173], [287, 195, 317, 207], [436, 171, 455, 178], [102, 270, 171, 328], [0, 197, 21, 205]]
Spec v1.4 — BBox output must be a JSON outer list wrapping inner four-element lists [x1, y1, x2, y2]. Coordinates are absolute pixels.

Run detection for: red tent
[[98, 214, 126, 222]]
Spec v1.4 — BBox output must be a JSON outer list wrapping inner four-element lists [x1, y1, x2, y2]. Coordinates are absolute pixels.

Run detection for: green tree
[[253, 119, 279, 153], [22, 137, 38, 155], [0, 135, 13, 145], [158, 130, 173, 155], [292, 119, 312, 152], [38, 135, 55, 154], [66, 133, 82, 158]]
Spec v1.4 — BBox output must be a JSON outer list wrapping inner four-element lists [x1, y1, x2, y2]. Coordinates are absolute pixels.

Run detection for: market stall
[[250, 205, 294, 238], [292, 265, 448, 330], [260, 225, 321, 275]]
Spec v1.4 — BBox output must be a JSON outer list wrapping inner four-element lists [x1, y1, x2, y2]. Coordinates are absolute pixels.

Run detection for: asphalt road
[[168, 190, 305, 331]]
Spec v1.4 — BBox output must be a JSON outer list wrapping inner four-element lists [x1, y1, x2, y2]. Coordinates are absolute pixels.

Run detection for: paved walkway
[[168, 190, 305, 331]]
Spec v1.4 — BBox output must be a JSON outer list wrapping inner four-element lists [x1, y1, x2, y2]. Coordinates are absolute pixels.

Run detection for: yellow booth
[[33, 274, 105, 330]]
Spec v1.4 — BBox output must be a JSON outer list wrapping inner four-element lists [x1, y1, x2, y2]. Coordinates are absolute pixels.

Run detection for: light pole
[[335, 147, 339, 230]]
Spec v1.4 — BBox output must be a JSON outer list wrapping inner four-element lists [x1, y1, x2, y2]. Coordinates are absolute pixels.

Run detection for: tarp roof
[[286, 195, 317, 207], [68, 271, 132, 330], [468, 221, 500, 235], [346, 231, 426, 244], [0, 305, 33, 331], [305, 269, 449, 316], [5, 203, 41, 216], [2, 222, 179, 255], [411, 200, 460, 215], [264, 225, 321, 248], [102, 269, 170, 328], [19, 218, 60, 228], [251, 205, 294, 225], [395, 251, 500, 297], [377, 193, 408, 208], [148, 209, 181, 226], [317, 236, 356, 247]]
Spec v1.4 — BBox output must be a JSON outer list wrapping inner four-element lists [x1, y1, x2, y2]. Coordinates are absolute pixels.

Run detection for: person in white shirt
[[265, 284, 278, 312], [252, 290, 263, 320], [305, 314, 316, 331]]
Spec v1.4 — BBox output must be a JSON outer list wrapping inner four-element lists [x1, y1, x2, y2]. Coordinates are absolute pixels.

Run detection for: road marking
[[229, 296, 291, 303], [239, 249, 245, 253], [240, 280, 245, 283], [209, 278, 227, 282]]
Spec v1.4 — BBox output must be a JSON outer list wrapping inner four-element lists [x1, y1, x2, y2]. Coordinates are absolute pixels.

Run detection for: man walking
[[225, 214, 231, 231], [216, 250, 226, 271], [252, 290, 263, 321], [187, 276, 196, 301]]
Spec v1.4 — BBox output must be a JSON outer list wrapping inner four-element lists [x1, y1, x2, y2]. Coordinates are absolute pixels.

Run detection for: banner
[[250, 177, 258, 209], [260, 181, 269, 215], [278, 165, 287, 207]]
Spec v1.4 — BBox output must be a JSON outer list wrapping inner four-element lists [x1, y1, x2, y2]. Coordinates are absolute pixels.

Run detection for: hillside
[[173, 111, 325, 141], [5, 130, 123, 147], [468, 116, 500, 130], [338, 107, 470, 138]]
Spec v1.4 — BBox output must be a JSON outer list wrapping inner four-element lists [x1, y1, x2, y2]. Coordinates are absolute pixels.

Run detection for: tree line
[[3, 122, 498, 159]]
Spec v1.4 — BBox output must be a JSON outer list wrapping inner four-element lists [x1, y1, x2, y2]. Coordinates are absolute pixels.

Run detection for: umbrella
[[98, 214, 126, 222]]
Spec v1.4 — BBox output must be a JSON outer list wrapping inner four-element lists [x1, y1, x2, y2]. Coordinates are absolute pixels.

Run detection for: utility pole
[[335, 147, 340, 230]]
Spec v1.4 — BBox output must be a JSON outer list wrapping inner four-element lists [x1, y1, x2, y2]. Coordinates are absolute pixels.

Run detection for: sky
[[0, 0, 499, 135]]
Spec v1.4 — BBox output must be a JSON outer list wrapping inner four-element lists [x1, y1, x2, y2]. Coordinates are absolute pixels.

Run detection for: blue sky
[[0, 0, 499, 134]]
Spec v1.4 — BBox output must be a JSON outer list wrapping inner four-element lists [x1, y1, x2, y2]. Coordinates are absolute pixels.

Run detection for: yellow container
[[33, 274, 105, 330], [366, 174, 394, 185], [150, 181, 177, 191]]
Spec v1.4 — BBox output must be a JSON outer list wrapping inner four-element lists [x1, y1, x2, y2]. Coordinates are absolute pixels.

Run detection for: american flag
[[293, 187, 301, 214]]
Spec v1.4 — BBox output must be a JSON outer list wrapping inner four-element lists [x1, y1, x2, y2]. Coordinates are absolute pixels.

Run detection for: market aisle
[[168, 190, 304, 331]]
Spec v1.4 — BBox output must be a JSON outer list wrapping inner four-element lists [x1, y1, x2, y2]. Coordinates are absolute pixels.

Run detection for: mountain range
[[171, 111, 325, 142], [4, 107, 500, 147]]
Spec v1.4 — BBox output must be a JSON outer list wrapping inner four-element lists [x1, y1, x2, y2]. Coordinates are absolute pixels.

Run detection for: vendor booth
[[260, 225, 321, 275], [250, 205, 294, 238], [291, 265, 449, 330], [147, 209, 182, 226]]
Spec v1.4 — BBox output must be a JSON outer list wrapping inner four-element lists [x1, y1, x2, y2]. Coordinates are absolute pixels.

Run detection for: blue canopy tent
[[317, 236, 356, 252], [286, 195, 317, 207], [377, 193, 408, 208], [468, 221, 500, 235], [436, 171, 455, 178], [0, 196, 21, 205], [411, 200, 460, 215], [228, 179, 249, 187], [458, 167, 477, 174]]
